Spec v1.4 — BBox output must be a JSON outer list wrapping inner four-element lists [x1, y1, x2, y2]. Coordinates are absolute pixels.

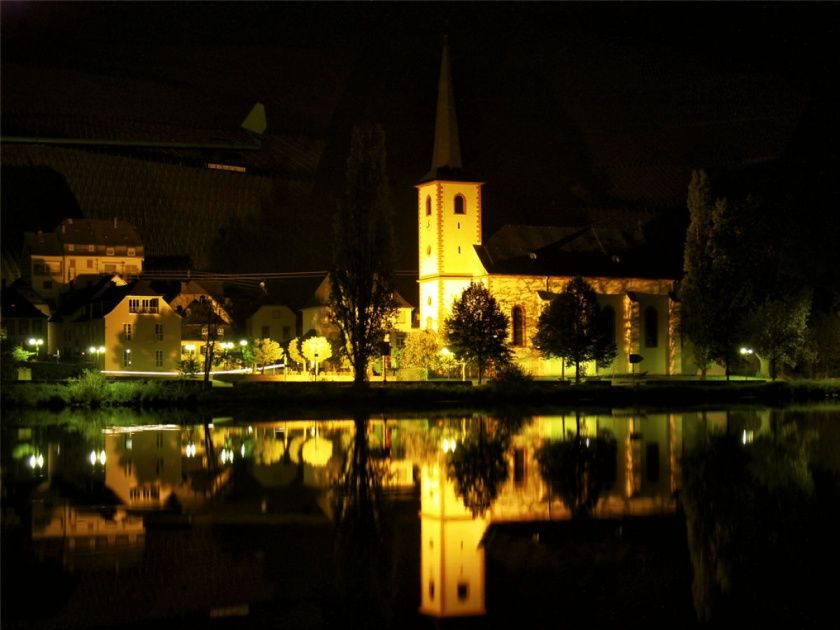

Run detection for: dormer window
[[454, 194, 465, 215], [67, 244, 75, 252], [106, 247, 115, 256], [88, 244, 95, 253], [127, 248, 136, 256]]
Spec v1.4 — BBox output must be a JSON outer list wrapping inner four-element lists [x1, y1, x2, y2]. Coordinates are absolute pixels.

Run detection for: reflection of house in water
[[103, 424, 231, 510], [31, 503, 145, 571]]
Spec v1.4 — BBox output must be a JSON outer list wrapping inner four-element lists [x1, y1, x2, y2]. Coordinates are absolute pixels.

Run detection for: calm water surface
[[2, 406, 838, 628]]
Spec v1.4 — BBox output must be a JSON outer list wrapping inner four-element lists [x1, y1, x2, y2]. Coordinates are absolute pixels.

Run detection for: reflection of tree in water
[[536, 422, 617, 519], [448, 417, 512, 517], [331, 415, 394, 628]]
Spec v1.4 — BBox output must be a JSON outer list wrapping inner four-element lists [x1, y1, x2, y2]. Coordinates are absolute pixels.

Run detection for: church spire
[[430, 36, 462, 173], [421, 36, 479, 183]]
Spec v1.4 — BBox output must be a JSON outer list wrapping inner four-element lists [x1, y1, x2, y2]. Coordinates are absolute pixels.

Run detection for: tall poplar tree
[[679, 170, 715, 376], [330, 124, 397, 384], [680, 170, 753, 379]]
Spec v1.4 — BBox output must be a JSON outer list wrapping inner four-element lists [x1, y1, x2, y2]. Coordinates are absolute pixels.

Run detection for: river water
[[2, 405, 838, 628]]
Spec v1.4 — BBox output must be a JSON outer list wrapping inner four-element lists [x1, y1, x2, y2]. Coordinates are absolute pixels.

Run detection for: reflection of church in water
[[16, 409, 766, 617]]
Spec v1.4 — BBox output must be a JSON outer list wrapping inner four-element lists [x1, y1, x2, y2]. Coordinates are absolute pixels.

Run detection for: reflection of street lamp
[[28, 337, 44, 358]]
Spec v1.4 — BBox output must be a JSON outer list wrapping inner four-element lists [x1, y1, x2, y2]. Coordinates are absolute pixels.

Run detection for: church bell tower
[[417, 37, 485, 332]]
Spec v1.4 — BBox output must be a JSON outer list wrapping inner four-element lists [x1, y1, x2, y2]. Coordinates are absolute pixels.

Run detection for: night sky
[[2, 1, 839, 278]]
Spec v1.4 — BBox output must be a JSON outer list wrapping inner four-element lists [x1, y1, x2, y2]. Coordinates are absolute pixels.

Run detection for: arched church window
[[426, 195, 432, 216], [644, 306, 658, 348], [512, 306, 525, 347], [454, 194, 465, 215], [602, 306, 616, 345], [426, 245, 432, 257]]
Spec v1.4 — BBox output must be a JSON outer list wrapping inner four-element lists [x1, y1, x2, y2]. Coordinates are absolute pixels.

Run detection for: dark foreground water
[[2, 405, 838, 629]]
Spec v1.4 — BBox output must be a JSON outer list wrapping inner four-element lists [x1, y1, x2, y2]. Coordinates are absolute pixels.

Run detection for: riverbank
[[2, 376, 839, 415]]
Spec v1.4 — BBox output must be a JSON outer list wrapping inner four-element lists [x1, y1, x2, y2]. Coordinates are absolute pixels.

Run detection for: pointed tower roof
[[420, 37, 481, 183]]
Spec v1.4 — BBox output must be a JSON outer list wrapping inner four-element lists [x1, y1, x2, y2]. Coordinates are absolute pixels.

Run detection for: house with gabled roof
[[54, 278, 180, 373]]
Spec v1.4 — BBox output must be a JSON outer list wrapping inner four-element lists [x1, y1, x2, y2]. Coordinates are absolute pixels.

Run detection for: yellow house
[[418, 41, 683, 377], [23, 218, 144, 302], [246, 304, 296, 346], [301, 274, 415, 348], [58, 278, 181, 373]]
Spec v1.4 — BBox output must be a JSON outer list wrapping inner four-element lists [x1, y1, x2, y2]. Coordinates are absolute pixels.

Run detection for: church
[[416, 41, 685, 378]]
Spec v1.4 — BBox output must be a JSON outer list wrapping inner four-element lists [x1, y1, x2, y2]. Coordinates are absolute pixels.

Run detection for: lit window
[[123, 324, 132, 340], [106, 247, 115, 256], [454, 194, 465, 215], [127, 248, 135, 256], [67, 243, 75, 252], [88, 244, 95, 253]]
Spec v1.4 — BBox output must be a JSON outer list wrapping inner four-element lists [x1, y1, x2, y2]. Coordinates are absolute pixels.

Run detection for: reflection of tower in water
[[419, 459, 487, 618]]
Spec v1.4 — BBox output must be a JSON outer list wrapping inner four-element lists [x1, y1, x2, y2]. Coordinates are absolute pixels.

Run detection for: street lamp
[[88, 345, 105, 369], [28, 337, 44, 359]]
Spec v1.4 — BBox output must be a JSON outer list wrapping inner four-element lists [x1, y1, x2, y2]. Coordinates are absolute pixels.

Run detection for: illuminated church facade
[[417, 42, 684, 377]]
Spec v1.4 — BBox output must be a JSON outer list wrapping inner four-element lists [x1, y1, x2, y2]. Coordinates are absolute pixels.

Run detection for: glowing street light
[[88, 345, 106, 368], [28, 337, 44, 358]]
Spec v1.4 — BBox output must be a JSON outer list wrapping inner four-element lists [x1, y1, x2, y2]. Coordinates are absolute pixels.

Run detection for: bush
[[66, 370, 109, 406]]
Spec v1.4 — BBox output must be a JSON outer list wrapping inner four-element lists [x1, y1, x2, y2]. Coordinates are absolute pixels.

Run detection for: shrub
[[66, 370, 109, 406]]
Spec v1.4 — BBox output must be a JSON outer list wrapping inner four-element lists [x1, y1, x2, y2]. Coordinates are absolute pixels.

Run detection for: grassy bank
[[2, 373, 840, 413]]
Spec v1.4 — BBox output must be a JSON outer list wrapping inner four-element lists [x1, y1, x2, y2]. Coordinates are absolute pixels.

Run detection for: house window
[[282, 325, 291, 340], [426, 245, 432, 256], [127, 248, 135, 256], [602, 306, 616, 345], [155, 350, 164, 367], [104, 264, 116, 273], [512, 306, 525, 346], [87, 259, 94, 269], [129, 298, 159, 314], [454, 194, 465, 214], [425, 195, 432, 216], [644, 307, 658, 348], [88, 244, 95, 253], [106, 247, 115, 256], [217, 327, 224, 337], [457, 581, 470, 601], [123, 324, 132, 340], [261, 325, 270, 339], [155, 324, 164, 341], [69, 258, 76, 268], [123, 349, 132, 367]]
